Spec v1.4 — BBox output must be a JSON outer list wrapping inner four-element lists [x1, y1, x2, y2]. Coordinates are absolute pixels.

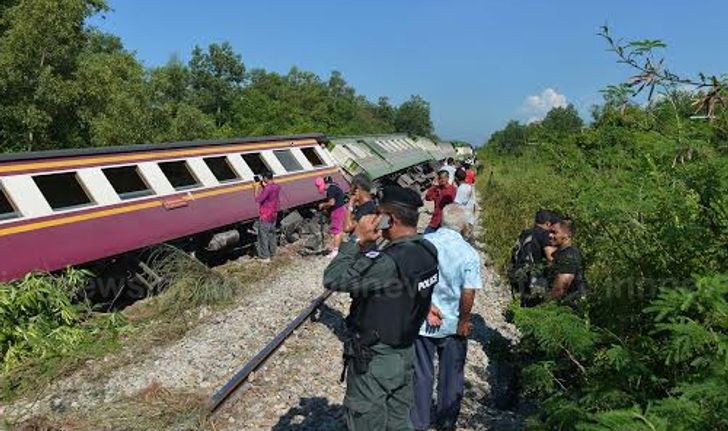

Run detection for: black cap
[[380, 186, 423, 209]]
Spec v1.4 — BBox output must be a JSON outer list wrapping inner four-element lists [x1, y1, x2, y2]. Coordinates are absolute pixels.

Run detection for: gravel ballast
[[3, 197, 524, 430]]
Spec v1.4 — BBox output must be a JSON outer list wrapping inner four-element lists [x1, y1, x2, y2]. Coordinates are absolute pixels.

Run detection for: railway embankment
[[3, 200, 525, 430]]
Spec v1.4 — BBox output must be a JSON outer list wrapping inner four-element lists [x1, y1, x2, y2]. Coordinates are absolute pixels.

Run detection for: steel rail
[[207, 289, 333, 413]]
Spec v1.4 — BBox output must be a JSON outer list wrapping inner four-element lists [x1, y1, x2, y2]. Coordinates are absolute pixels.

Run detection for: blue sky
[[91, 1, 728, 145]]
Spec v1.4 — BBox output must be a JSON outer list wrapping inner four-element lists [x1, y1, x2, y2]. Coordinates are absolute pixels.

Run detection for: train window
[[273, 150, 303, 172], [0, 186, 19, 220], [33, 172, 94, 211], [158, 161, 200, 190], [241, 152, 269, 175], [102, 166, 154, 200], [301, 147, 325, 167], [204, 156, 239, 182]]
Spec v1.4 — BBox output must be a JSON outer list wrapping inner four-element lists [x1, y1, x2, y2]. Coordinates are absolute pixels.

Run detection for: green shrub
[[0, 269, 127, 398], [478, 86, 728, 429]]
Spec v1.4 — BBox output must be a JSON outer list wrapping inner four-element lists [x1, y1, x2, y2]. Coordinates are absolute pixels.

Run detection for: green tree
[[487, 120, 527, 153], [0, 0, 108, 151], [189, 42, 245, 128], [394, 95, 434, 137], [479, 27, 728, 431], [75, 32, 156, 147], [540, 104, 583, 135], [148, 57, 216, 142], [375, 96, 396, 126]]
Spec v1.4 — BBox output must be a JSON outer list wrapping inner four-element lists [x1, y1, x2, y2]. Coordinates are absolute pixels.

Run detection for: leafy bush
[[478, 30, 728, 429], [0, 269, 127, 397]]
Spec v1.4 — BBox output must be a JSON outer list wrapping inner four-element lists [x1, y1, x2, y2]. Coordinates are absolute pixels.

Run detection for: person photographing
[[316, 175, 347, 258], [324, 186, 439, 431], [253, 171, 280, 263]]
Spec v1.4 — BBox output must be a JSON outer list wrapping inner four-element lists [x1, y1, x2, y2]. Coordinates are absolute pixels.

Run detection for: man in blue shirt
[[411, 204, 483, 431]]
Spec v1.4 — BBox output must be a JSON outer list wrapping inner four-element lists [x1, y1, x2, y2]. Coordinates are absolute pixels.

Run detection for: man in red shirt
[[253, 171, 281, 263], [463, 162, 476, 184], [424, 170, 457, 234]]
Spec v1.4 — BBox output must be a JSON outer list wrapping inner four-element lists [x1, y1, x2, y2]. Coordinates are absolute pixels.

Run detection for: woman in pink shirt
[[254, 172, 281, 262]]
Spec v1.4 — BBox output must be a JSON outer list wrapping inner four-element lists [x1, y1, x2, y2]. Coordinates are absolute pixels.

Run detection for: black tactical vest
[[353, 238, 438, 348]]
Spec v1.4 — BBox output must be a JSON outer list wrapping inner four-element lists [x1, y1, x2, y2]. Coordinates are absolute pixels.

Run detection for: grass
[[11, 382, 209, 431], [1, 245, 296, 429], [0, 315, 126, 402]]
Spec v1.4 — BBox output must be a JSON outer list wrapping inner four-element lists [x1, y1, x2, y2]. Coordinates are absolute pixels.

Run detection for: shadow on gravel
[[461, 313, 524, 430], [315, 303, 348, 342], [272, 396, 346, 431]]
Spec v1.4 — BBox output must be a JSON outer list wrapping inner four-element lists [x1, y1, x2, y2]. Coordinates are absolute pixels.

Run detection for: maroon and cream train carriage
[[0, 133, 347, 282]]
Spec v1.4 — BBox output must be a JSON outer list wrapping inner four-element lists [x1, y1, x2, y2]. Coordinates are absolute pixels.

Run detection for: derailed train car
[[0, 134, 344, 282], [0, 132, 454, 283], [327, 134, 455, 190]]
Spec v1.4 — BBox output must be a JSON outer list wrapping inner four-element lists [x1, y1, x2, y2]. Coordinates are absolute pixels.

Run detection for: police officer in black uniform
[[324, 186, 439, 431]]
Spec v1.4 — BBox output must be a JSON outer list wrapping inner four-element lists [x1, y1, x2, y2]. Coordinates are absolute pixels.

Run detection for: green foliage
[[0, 269, 127, 398], [394, 95, 435, 137], [188, 42, 245, 128], [479, 29, 728, 430], [541, 104, 584, 136], [0, 0, 108, 151], [486, 120, 528, 153], [0, 0, 435, 152]]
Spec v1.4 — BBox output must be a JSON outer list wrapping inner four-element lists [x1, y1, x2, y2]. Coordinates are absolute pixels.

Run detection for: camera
[[254, 174, 261, 183]]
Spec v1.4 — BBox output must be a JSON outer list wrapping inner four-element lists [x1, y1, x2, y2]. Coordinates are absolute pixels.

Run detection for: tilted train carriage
[[0, 132, 455, 283], [0, 134, 345, 282], [326, 134, 456, 189]]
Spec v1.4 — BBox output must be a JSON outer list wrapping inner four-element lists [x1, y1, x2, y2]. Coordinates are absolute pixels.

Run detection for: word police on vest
[[418, 273, 439, 291]]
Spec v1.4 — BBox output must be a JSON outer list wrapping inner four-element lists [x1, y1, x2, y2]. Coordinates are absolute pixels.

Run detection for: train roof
[[0, 133, 326, 163]]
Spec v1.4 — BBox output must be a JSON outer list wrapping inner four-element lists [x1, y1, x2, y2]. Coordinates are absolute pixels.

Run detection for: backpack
[[506, 228, 540, 295]]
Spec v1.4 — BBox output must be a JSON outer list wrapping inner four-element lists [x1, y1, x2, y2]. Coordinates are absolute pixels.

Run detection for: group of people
[[252, 159, 482, 429], [253, 172, 362, 261], [507, 209, 587, 308], [323, 159, 482, 430], [424, 157, 477, 238], [252, 161, 588, 430]]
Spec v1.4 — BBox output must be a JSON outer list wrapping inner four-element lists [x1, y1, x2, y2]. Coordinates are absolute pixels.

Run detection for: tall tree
[[394, 95, 434, 137], [0, 0, 108, 151], [375, 96, 396, 126], [188, 42, 245, 128]]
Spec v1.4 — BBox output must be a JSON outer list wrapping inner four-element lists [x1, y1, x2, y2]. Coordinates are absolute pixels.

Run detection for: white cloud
[[521, 88, 568, 123]]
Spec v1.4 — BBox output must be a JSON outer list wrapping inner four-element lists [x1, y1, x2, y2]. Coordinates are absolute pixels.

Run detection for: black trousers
[[411, 335, 467, 430]]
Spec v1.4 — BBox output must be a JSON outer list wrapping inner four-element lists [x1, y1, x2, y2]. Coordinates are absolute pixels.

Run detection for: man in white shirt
[[440, 157, 456, 185]]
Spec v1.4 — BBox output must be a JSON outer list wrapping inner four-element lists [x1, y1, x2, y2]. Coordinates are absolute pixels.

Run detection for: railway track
[[207, 289, 334, 414]]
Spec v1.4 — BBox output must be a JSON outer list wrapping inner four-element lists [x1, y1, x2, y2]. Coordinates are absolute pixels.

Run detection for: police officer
[[324, 186, 439, 431]]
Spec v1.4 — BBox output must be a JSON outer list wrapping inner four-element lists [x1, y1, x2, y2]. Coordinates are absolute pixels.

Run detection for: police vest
[[354, 238, 438, 348]]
